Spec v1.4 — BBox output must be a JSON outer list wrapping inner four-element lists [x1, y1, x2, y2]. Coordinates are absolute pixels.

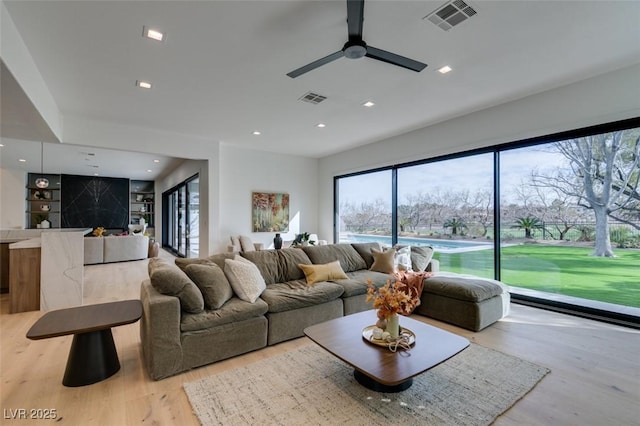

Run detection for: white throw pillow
[[394, 245, 412, 272], [224, 256, 266, 303]]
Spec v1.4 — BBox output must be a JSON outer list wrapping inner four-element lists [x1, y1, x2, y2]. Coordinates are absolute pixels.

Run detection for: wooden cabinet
[[130, 180, 155, 228], [26, 173, 61, 229], [9, 246, 41, 313]]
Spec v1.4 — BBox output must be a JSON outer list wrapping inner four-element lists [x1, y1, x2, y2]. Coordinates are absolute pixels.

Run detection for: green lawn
[[433, 245, 640, 308]]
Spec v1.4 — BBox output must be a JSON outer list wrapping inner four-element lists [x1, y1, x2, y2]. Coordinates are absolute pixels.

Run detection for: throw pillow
[[239, 235, 256, 252], [409, 245, 435, 272], [148, 258, 204, 313], [185, 263, 234, 310], [393, 244, 435, 272], [369, 248, 395, 274], [224, 256, 266, 303], [175, 257, 216, 272], [394, 245, 412, 272], [298, 260, 349, 285]]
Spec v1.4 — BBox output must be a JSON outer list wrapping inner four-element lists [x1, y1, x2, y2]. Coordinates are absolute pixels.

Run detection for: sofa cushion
[[240, 248, 310, 284], [302, 244, 367, 272], [423, 273, 506, 302], [206, 252, 237, 269], [334, 270, 393, 297], [370, 248, 395, 274], [239, 235, 256, 252], [148, 257, 204, 313], [298, 260, 348, 285], [395, 244, 434, 272], [260, 280, 344, 313], [180, 297, 268, 332], [224, 256, 266, 303], [351, 242, 382, 269], [175, 257, 216, 272], [185, 263, 234, 310]]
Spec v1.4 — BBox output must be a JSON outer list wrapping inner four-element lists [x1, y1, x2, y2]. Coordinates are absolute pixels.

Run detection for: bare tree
[[532, 131, 640, 257], [339, 199, 390, 234]]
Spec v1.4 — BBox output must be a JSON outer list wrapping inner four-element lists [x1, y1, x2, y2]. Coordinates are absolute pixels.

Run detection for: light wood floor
[[1, 249, 638, 425]]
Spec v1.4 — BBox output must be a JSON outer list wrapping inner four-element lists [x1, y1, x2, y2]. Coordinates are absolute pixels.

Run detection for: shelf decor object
[[35, 142, 49, 189]]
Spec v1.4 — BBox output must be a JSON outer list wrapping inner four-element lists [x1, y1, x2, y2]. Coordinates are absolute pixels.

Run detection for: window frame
[[333, 117, 640, 328]]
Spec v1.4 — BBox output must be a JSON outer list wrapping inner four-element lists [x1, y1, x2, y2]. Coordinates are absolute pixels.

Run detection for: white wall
[[218, 144, 318, 253], [0, 167, 26, 228], [317, 63, 640, 242]]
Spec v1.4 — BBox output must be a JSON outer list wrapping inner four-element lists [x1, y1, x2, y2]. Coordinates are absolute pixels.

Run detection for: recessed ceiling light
[[438, 65, 453, 74], [363, 101, 375, 108], [316, 123, 326, 128], [143, 26, 166, 42], [94, 173, 99, 176], [0, 144, 4, 147], [18, 159, 26, 162], [153, 159, 160, 163], [252, 131, 261, 136], [146, 169, 152, 173], [136, 80, 152, 89]]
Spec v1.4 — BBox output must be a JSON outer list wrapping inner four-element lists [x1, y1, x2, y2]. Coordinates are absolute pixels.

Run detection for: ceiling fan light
[[35, 177, 49, 189]]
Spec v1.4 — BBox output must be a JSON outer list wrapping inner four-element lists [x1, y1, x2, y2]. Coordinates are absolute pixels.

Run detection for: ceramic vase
[[385, 313, 400, 339], [273, 233, 283, 249]]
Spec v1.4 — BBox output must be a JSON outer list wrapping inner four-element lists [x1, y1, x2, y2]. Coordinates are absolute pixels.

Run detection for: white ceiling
[[1, 1, 640, 178]]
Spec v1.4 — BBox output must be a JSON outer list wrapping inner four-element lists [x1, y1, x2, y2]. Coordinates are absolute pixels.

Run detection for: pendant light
[[35, 142, 49, 189]]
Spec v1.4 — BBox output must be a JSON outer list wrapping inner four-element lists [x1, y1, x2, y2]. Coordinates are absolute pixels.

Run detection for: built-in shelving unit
[[130, 180, 155, 229], [25, 173, 61, 229]]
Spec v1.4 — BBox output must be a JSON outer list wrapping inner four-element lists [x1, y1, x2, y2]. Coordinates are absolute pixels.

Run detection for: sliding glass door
[[163, 175, 199, 258]]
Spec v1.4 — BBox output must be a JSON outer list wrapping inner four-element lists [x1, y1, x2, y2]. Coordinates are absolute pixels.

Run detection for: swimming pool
[[340, 234, 493, 253]]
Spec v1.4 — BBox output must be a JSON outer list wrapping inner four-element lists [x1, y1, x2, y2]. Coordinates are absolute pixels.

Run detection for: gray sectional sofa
[[140, 242, 510, 380]]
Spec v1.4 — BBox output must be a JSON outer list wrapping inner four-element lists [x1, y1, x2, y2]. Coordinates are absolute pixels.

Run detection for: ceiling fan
[[287, 0, 427, 78]]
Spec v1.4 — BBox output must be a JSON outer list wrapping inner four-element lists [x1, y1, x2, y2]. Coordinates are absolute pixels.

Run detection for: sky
[[338, 145, 569, 206]]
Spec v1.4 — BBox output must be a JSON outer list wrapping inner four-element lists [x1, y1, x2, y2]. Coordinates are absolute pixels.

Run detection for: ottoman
[[415, 272, 510, 331]]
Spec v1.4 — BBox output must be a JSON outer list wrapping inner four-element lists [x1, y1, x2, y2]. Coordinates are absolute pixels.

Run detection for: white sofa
[[84, 235, 149, 264]]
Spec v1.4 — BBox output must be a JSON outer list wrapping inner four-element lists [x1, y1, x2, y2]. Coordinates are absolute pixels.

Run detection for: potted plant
[[292, 232, 316, 247]]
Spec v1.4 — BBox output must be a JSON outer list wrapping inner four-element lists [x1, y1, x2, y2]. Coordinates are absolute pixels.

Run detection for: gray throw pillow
[[148, 258, 204, 313], [175, 257, 216, 272], [395, 245, 435, 272], [185, 263, 234, 310]]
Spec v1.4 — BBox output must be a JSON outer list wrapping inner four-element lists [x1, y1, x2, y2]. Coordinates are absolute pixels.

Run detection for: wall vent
[[424, 0, 477, 31], [299, 92, 327, 105]]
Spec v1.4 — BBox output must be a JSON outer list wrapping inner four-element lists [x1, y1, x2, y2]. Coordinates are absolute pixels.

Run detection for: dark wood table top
[[304, 310, 469, 386], [26, 300, 142, 340]]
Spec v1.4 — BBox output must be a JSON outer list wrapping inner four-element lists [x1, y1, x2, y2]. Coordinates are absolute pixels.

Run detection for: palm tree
[[443, 217, 467, 236], [512, 216, 543, 239]]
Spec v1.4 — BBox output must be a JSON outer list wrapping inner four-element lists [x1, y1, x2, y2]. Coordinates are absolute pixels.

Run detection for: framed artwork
[[252, 192, 289, 232]]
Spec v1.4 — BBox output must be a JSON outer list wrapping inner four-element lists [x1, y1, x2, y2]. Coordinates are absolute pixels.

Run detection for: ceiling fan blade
[[346, 0, 365, 40], [365, 46, 427, 72], [287, 51, 344, 78]]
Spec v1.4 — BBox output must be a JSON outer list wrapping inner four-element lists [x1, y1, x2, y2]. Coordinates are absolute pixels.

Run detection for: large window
[[334, 118, 640, 324], [397, 154, 494, 278], [337, 170, 392, 244]]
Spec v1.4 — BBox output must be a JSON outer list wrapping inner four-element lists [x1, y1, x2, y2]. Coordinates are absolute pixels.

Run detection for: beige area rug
[[184, 343, 549, 426]]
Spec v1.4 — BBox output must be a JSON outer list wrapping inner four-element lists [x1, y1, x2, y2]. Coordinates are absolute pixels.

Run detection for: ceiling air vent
[[299, 92, 327, 105], [424, 0, 477, 32]]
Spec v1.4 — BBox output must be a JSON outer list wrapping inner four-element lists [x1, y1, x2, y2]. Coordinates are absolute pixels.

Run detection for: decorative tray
[[362, 325, 416, 347]]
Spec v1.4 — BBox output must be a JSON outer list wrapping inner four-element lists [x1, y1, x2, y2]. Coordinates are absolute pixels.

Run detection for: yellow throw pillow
[[370, 248, 396, 274], [299, 260, 348, 285]]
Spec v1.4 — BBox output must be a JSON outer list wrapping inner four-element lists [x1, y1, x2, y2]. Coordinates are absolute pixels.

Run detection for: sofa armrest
[[426, 259, 440, 273], [140, 280, 184, 380]]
